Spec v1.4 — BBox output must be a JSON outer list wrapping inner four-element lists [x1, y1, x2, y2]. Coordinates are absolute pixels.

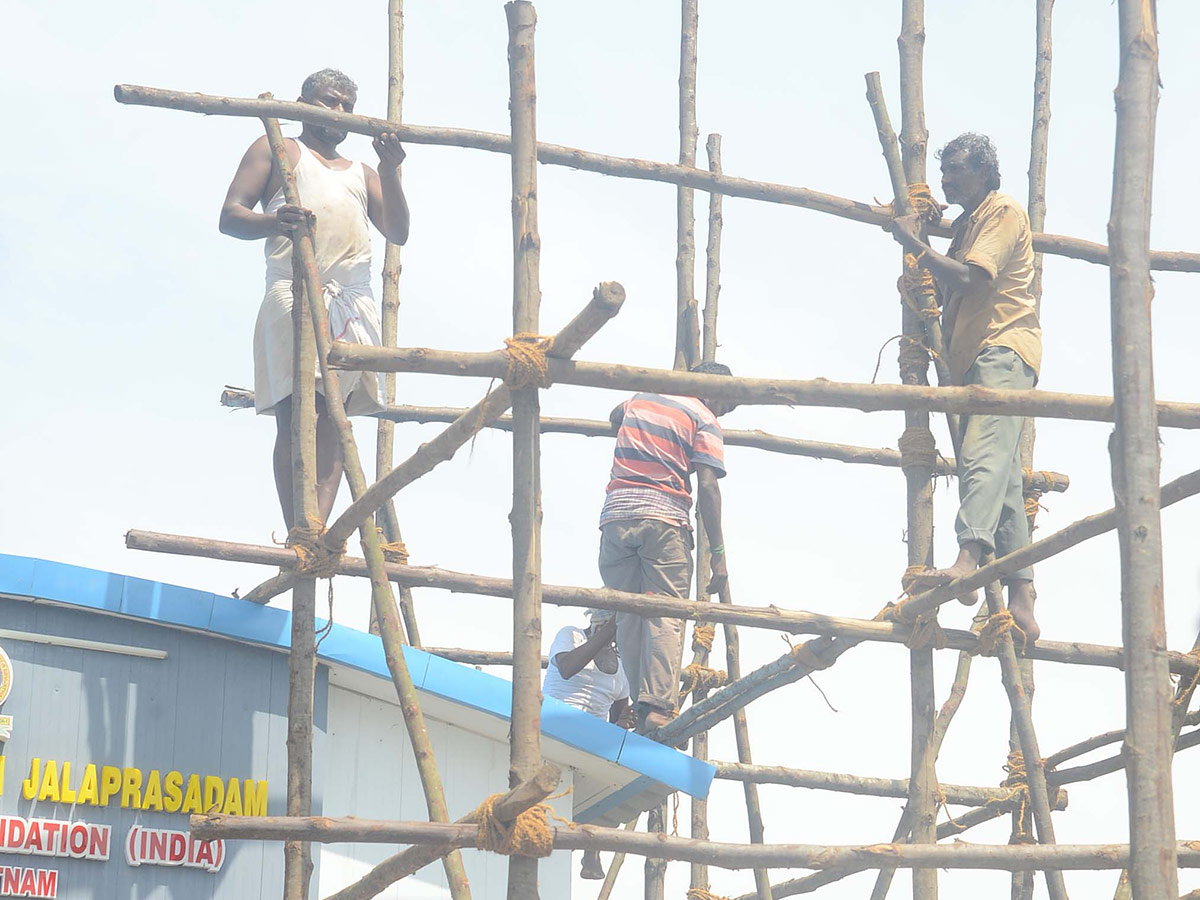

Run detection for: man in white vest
[[219, 68, 410, 528]]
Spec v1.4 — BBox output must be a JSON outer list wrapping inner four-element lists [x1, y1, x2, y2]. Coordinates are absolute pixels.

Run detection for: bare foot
[[580, 850, 605, 880], [1008, 581, 1040, 646], [903, 544, 983, 605]]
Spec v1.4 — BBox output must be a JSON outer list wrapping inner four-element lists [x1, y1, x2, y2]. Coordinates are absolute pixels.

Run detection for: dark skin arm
[[890, 213, 991, 291], [890, 213, 992, 341], [696, 464, 728, 595], [608, 403, 625, 433], [219, 136, 308, 240], [609, 697, 633, 727], [219, 133, 410, 245], [365, 134, 410, 245], [552, 619, 618, 681]]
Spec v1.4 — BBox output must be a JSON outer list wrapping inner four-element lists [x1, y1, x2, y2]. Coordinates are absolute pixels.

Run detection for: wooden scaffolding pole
[[1013, 2, 1054, 890], [1108, 2, 1176, 895], [893, 7, 938, 894], [980, 556, 1069, 900], [260, 116, 472, 900], [323, 345, 1200, 427], [284, 248, 319, 900], [374, 0, 422, 647], [688, 129, 726, 899], [674, 0, 699, 373], [190, 813, 1200, 872], [125, 462, 1200, 673], [112, 84, 1200, 273], [504, 5, 544, 898]]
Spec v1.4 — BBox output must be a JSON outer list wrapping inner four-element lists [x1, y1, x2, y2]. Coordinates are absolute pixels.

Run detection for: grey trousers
[[955, 346, 1036, 583], [598, 519, 694, 712]]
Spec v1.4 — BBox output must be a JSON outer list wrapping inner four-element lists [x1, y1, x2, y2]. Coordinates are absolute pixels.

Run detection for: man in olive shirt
[[890, 133, 1043, 642]]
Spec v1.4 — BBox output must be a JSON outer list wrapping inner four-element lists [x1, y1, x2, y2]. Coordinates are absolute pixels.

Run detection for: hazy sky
[[5, 1, 1200, 897]]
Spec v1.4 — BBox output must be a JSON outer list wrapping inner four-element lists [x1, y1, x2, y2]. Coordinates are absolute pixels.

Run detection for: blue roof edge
[[0, 553, 714, 799]]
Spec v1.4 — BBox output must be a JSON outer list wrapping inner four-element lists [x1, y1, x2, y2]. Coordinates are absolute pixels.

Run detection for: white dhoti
[[252, 277, 384, 416]]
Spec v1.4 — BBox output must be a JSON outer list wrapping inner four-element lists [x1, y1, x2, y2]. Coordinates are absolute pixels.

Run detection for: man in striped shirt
[[598, 361, 735, 739]]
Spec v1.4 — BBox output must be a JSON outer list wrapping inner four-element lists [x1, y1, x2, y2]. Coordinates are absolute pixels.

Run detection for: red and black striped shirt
[[599, 393, 726, 527]]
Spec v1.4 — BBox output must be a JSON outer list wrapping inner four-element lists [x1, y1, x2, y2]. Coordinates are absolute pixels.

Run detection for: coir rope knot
[[790, 639, 834, 671], [472, 794, 557, 858], [974, 609, 1027, 657], [898, 426, 938, 470], [503, 333, 555, 389], [375, 527, 409, 564], [285, 516, 346, 579], [692, 622, 716, 653], [680, 663, 727, 699]]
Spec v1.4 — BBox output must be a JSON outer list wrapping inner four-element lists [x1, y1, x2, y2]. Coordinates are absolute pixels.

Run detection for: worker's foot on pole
[[639, 707, 689, 750], [580, 850, 605, 880], [1007, 580, 1041, 647], [902, 544, 982, 605]]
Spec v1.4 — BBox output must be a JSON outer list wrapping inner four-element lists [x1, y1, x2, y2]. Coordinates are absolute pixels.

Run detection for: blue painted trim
[[0, 554, 715, 799]]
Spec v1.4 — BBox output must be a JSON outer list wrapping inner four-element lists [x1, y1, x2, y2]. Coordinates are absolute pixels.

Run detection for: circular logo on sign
[[0, 644, 12, 706]]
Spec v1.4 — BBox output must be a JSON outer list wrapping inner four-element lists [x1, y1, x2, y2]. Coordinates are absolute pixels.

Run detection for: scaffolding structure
[[112, 1, 1200, 898]]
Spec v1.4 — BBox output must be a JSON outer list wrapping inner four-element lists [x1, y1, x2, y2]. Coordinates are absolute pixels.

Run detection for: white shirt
[[542, 626, 630, 719]]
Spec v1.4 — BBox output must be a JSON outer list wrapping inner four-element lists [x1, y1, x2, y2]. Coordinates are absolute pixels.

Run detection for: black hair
[[301, 68, 358, 102], [690, 361, 733, 377], [938, 132, 1001, 191]]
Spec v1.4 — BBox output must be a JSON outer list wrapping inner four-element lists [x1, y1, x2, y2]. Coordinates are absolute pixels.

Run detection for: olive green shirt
[[940, 191, 1043, 384]]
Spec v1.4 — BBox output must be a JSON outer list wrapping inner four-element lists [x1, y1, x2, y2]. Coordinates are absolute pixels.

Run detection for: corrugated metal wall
[[0, 597, 326, 898]]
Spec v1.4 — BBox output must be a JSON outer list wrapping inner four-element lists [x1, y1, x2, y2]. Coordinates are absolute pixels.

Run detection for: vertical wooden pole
[[702, 134, 723, 363], [1013, 5, 1053, 895], [720, 582, 774, 900], [261, 117, 471, 900], [674, 0, 700, 372], [505, 4, 544, 899], [660, 4, 698, 896], [981, 559, 1069, 900], [284, 252, 319, 900], [374, 0, 423, 647], [897, 5, 936, 898], [1109, 7, 1174, 895], [688, 131, 723, 897]]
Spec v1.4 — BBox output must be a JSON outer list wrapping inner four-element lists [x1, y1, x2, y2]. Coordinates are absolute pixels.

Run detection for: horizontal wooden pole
[[1045, 710, 1200, 771], [427, 647, 548, 668], [124, 528, 1200, 678], [1049, 725, 1200, 787], [113, 85, 1200, 272], [712, 762, 1066, 809], [188, 813, 1200, 870], [218, 389, 1068, 490], [326, 344, 1200, 429]]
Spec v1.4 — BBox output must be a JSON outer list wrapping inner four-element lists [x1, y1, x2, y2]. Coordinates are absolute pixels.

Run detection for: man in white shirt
[[542, 610, 632, 878]]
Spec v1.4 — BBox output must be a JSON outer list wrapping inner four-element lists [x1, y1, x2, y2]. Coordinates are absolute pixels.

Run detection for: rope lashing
[[472, 793, 558, 858], [974, 609, 1028, 657], [284, 516, 346, 579], [880, 595, 945, 650], [375, 527, 409, 564], [1000, 750, 1034, 842], [686, 890, 731, 900], [790, 639, 834, 671], [898, 426, 938, 470], [680, 663, 727, 699], [692, 622, 716, 653], [503, 333, 555, 389], [1021, 468, 1057, 531]]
